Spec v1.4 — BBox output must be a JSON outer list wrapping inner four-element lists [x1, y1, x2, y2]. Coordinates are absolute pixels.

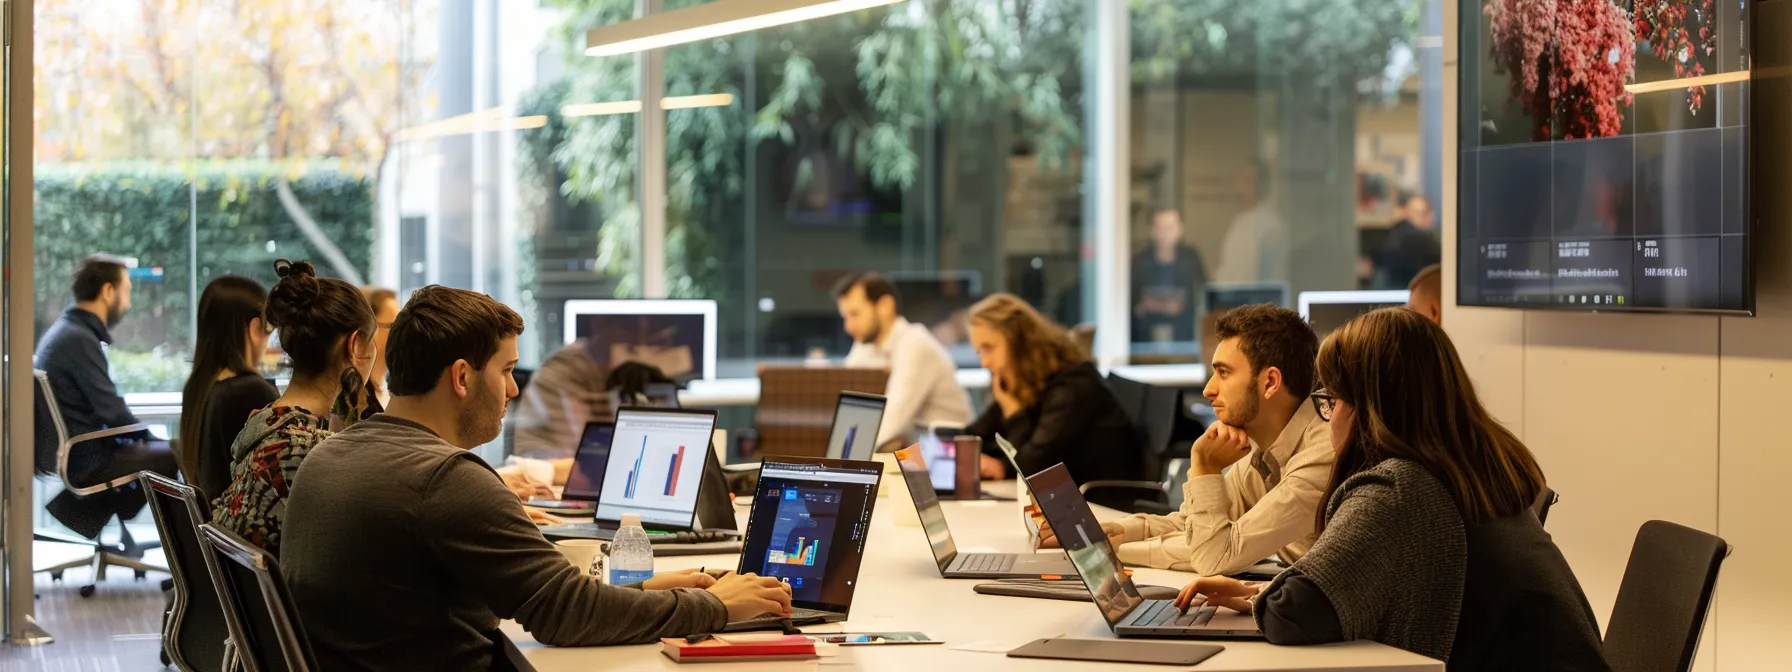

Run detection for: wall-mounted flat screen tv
[[1458, 0, 1754, 314]]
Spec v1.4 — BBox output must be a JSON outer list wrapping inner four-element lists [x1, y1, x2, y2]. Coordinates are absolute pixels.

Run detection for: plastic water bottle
[[607, 513, 656, 586]]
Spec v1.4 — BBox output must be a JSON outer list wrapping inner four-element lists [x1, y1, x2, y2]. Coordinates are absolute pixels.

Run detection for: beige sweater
[[1110, 400, 1334, 575]]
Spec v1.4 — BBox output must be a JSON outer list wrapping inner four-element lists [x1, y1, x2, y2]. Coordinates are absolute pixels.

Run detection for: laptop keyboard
[[1132, 600, 1216, 628], [957, 554, 1017, 573]]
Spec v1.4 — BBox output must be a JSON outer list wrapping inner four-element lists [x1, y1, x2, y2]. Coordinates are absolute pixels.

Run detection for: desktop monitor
[[561, 422, 616, 501], [825, 392, 887, 461], [563, 299, 718, 381], [595, 407, 719, 529], [1204, 281, 1290, 315], [1297, 290, 1411, 338]]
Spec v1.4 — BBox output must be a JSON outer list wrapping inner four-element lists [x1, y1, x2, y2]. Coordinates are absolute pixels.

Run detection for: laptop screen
[[895, 449, 958, 570], [596, 408, 719, 528], [825, 393, 887, 460], [914, 432, 959, 491], [1028, 463, 1144, 627], [562, 422, 616, 501], [738, 459, 882, 615]]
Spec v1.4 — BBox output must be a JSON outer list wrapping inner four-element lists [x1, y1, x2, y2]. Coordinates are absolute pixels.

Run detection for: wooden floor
[[0, 543, 170, 671]]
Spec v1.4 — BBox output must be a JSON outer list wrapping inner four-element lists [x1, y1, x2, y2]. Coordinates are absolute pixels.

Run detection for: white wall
[[1442, 1, 1791, 669]]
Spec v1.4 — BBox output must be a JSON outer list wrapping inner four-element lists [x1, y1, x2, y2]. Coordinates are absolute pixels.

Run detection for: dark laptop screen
[[562, 422, 615, 501], [737, 459, 881, 615], [895, 449, 958, 569], [825, 393, 887, 461], [1028, 463, 1144, 626]]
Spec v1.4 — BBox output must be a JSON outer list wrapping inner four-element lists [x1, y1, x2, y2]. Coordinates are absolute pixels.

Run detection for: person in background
[[1376, 193, 1442, 288], [282, 286, 793, 670], [179, 276, 277, 501], [1131, 208, 1208, 344], [359, 286, 400, 408], [510, 338, 608, 460], [1406, 263, 1443, 325], [965, 294, 1140, 507], [1175, 308, 1605, 671], [211, 260, 376, 557], [837, 272, 974, 450], [35, 254, 180, 535], [1039, 304, 1333, 575], [1214, 160, 1288, 284]]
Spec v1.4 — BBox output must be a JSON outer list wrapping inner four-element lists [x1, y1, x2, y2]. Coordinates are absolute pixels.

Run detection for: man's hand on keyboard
[[643, 568, 721, 591], [1174, 576, 1259, 615], [1038, 519, 1126, 550]]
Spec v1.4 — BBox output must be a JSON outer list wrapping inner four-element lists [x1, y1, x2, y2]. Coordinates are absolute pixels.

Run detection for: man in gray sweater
[[282, 286, 791, 671]]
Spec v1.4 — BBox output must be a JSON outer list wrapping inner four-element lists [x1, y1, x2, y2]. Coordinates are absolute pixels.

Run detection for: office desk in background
[[503, 481, 1439, 671]]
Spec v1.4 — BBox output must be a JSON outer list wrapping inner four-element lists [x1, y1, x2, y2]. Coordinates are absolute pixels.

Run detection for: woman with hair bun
[[212, 259, 376, 556]]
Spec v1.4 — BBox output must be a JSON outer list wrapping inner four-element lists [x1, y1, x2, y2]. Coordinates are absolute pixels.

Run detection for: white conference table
[[504, 481, 1440, 671]]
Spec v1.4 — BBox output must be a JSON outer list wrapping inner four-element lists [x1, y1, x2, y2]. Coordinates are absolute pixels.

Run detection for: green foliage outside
[[35, 161, 374, 393], [520, 0, 1419, 305]]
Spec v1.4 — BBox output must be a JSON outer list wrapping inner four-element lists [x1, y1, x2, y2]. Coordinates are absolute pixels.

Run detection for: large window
[[34, 0, 1445, 395], [1126, 0, 1442, 358]]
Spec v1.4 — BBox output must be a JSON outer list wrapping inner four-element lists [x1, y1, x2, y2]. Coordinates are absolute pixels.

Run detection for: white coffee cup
[[555, 539, 605, 575]]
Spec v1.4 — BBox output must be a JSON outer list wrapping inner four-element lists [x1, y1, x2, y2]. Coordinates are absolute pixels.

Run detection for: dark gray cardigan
[[1254, 458, 1609, 671]]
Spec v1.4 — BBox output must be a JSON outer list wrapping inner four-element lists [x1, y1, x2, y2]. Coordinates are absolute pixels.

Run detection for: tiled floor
[[0, 544, 170, 671]]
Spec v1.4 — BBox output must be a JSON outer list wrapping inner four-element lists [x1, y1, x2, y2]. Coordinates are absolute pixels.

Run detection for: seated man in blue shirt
[[34, 254, 177, 536]]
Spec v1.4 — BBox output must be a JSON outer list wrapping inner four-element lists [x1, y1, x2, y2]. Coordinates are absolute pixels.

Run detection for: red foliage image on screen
[[1485, 0, 1636, 140], [1634, 0, 1717, 114]]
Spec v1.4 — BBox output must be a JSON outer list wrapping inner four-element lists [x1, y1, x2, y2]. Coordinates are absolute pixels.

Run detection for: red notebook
[[660, 634, 818, 663]]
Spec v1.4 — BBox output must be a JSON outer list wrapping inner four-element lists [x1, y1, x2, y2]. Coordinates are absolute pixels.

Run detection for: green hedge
[[35, 161, 375, 393]]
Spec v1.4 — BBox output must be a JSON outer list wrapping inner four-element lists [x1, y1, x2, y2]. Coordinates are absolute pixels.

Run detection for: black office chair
[[1081, 377, 1195, 514], [1531, 487, 1559, 526], [198, 523, 318, 672], [32, 369, 166, 597], [142, 473, 234, 672], [1603, 520, 1730, 672]]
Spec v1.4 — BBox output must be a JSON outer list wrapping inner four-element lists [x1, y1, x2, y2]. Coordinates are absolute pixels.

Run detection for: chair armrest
[[66, 423, 151, 447], [63, 423, 152, 496], [1078, 480, 1166, 494]]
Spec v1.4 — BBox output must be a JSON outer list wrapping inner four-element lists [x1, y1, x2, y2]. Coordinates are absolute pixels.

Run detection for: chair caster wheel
[[79, 585, 96, 598], [161, 578, 174, 591], [134, 569, 148, 580], [50, 570, 63, 582], [160, 648, 172, 666]]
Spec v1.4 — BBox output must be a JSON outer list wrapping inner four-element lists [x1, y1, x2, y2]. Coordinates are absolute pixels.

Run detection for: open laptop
[[541, 408, 719, 540], [825, 392, 887, 460], [527, 421, 614, 512], [1027, 463, 1264, 639], [893, 448, 1075, 579], [725, 458, 881, 630]]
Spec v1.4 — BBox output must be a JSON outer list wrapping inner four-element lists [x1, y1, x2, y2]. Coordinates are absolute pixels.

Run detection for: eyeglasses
[[1311, 389, 1337, 423]]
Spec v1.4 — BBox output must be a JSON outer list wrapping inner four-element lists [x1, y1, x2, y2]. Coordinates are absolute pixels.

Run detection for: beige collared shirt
[[1111, 398, 1335, 575], [843, 317, 974, 446]]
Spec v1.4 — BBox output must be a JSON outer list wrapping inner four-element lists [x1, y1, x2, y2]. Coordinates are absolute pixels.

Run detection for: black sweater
[[967, 362, 1142, 504], [193, 375, 279, 501]]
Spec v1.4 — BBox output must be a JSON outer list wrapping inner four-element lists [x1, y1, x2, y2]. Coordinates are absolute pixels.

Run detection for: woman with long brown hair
[[1173, 308, 1606, 670], [964, 294, 1141, 504]]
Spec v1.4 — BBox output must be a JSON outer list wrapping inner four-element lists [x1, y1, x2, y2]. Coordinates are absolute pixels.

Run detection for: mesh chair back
[[198, 524, 317, 672], [1603, 520, 1729, 672], [142, 473, 231, 672], [32, 370, 66, 476]]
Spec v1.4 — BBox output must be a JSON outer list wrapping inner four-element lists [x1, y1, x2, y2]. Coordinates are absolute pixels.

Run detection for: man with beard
[[836, 272, 972, 449], [34, 254, 178, 536], [283, 286, 792, 670], [1042, 304, 1333, 576]]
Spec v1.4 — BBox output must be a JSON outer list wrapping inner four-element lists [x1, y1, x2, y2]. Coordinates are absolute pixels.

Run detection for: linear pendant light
[[585, 0, 904, 58]]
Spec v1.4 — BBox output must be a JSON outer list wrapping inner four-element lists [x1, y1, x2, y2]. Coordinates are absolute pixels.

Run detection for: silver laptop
[[724, 458, 882, 630], [1027, 463, 1264, 639], [894, 448, 1075, 579]]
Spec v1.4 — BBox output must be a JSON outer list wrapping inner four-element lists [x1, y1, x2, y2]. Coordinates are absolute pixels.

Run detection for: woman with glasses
[[179, 275, 278, 501], [1175, 307, 1606, 670]]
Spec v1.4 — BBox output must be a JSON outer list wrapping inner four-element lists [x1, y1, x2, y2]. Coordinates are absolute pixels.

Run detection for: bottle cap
[[620, 513, 642, 528]]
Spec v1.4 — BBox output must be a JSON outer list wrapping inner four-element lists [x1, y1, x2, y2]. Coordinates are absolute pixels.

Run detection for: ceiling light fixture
[[585, 0, 903, 58], [561, 93, 736, 118]]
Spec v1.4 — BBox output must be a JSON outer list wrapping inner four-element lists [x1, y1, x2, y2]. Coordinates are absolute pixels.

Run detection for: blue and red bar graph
[[663, 446, 686, 497], [624, 440, 688, 499], [624, 436, 647, 498]]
